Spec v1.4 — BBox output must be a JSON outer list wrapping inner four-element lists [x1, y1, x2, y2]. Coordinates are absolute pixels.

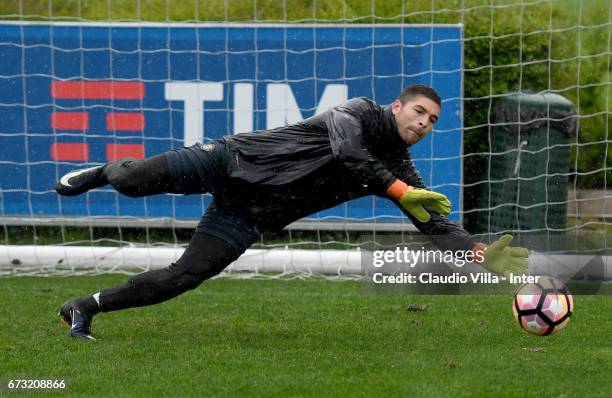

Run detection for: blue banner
[[0, 22, 463, 225]]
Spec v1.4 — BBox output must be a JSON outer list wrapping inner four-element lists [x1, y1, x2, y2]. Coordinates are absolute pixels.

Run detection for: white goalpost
[[0, 0, 610, 278]]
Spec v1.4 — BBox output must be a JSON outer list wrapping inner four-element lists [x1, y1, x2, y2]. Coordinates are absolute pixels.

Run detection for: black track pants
[[97, 232, 239, 312]]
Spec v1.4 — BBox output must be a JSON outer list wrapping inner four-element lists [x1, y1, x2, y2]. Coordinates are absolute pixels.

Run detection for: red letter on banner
[[106, 144, 144, 161], [51, 112, 90, 130], [106, 113, 145, 131], [50, 143, 89, 161], [51, 81, 145, 100]]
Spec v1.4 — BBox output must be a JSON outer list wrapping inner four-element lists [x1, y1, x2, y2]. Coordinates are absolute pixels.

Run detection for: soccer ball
[[512, 276, 574, 336]]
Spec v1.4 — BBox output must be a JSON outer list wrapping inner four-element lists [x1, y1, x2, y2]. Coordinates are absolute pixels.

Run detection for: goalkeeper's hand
[[477, 235, 529, 278], [386, 180, 451, 223]]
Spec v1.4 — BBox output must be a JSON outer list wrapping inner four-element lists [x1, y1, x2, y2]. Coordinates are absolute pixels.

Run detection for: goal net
[[0, 0, 610, 278]]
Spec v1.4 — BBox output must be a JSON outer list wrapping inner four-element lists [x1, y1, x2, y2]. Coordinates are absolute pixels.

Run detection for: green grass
[[1, 276, 611, 397]]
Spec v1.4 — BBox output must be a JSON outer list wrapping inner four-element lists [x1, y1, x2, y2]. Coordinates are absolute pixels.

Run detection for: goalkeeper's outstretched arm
[[387, 158, 528, 276]]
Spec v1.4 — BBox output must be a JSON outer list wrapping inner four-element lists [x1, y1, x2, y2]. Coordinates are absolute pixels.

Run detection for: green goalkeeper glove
[[399, 188, 451, 223], [386, 180, 451, 223], [479, 235, 529, 278]]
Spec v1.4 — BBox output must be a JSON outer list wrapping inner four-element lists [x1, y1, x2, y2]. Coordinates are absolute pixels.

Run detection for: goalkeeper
[[56, 84, 528, 340]]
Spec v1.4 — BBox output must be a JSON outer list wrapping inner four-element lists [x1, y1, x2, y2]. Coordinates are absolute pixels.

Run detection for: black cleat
[[55, 165, 105, 196], [58, 299, 96, 340]]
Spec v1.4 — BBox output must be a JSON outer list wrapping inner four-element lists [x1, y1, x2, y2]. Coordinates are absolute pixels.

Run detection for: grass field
[[1, 275, 611, 397]]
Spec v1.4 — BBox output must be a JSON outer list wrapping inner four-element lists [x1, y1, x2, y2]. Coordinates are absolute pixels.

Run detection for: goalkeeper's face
[[391, 95, 440, 145]]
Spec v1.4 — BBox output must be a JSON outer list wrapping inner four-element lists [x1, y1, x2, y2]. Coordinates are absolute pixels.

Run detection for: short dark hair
[[398, 84, 441, 107]]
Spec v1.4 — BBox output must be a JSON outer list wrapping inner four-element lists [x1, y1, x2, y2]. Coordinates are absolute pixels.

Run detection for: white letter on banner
[[164, 82, 223, 146], [266, 84, 348, 129], [316, 84, 348, 115], [233, 83, 253, 134]]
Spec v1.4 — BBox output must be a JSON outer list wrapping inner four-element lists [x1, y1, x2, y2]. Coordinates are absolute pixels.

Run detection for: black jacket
[[221, 97, 477, 252]]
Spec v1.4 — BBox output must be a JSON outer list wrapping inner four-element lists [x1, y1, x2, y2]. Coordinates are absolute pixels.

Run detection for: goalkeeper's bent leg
[[58, 142, 222, 197], [89, 232, 240, 313], [104, 144, 221, 197], [55, 153, 174, 197], [103, 153, 174, 197]]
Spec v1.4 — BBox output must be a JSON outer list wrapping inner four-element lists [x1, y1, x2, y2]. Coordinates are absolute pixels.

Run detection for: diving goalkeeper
[[56, 84, 528, 340]]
